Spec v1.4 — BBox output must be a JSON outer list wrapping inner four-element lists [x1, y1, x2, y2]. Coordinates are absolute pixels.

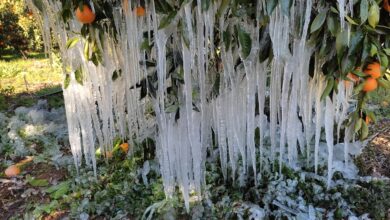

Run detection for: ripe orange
[[365, 116, 372, 124], [5, 165, 21, 177], [135, 6, 145, 17], [364, 62, 381, 79], [75, 4, 96, 24], [362, 77, 378, 92], [120, 143, 129, 154], [384, 0, 390, 12]]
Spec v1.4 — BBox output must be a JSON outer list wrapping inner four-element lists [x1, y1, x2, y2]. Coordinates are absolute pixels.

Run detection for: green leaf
[[384, 48, 390, 56], [378, 78, 390, 89], [158, 11, 177, 29], [370, 44, 378, 56], [354, 118, 363, 133], [327, 15, 339, 36], [310, 11, 327, 33], [75, 67, 83, 85], [368, 2, 380, 28], [266, 0, 278, 15], [361, 120, 369, 140], [84, 41, 90, 60], [64, 74, 70, 89], [361, 36, 370, 61], [238, 28, 252, 59], [321, 77, 334, 101], [379, 53, 389, 68], [280, 0, 292, 16], [26, 175, 49, 187], [46, 181, 68, 193], [66, 37, 80, 49], [345, 15, 358, 25], [348, 30, 364, 56], [336, 31, 349, 60], [223, 27, 231, 50], [360, 0, 368, 24]]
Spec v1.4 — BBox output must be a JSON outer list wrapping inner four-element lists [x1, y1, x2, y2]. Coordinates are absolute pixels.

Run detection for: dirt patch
[[0, 162, 68, 219], [355, 119, 390, 177]]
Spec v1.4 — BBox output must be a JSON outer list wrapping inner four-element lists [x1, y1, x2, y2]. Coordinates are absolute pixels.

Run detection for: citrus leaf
[[360, 0, 368, 24], [266, 0, 278, 15], [66, 37, 80, 49], [158, 11, 177, 29], [379, 53, 389, 68], [64, 74, 70, 89], [165, 104, 179, 113], [321, 77, 334, 101], [345, 15, 358, 25], [368, 2, 380, 28], [280, 0, 292, 16], [336, 31, 348, 60], [378, 78, 390, 89], [310, 11, 327, 33], [354, 118, 363, 133], [327, 15, 339, 36], [238, 28, 252, 59], [361, 121, 369, 140], [75, 67, 83, 85]]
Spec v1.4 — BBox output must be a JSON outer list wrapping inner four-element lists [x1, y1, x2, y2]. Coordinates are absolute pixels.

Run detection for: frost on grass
[[0, 100, 71, 166], [31, 0, 365, 209]]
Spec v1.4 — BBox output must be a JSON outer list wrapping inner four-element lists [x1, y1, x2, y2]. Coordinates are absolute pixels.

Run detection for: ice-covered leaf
[[266, 0, 278, 15], [360, 0, 368, 24], [75, 67, 84, 85], [280, 0, 292, 16], [64, 74, 70, 89], [159, 11, 177, 29], [238, 28, 252, 59], [66, 37, 80, 49]]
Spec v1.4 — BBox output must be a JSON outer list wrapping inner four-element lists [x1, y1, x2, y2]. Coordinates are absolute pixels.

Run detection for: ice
[[31, 0, 363, 209], [324, 98, 335, 188], [338, 0, 346, 30]]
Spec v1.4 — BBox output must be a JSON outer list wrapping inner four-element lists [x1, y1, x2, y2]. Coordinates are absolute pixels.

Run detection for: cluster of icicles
[[28, 0, 358, 210]]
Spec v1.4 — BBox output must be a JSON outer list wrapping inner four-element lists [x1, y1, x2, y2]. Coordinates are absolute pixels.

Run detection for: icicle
[[325, 97, 334, 189], [314, 71, 325, 174], [338, 0, 346, 30]]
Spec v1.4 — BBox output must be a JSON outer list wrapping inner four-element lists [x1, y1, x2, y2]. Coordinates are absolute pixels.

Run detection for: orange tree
[[0, 0, 42, 54], [54, 0, 390, 140]]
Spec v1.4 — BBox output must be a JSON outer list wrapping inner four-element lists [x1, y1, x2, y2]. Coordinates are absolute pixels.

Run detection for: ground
[[1, 53, 390, 219]]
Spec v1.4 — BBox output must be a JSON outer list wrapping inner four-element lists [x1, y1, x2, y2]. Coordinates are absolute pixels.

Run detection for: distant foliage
[[0, 0, 42, 54]]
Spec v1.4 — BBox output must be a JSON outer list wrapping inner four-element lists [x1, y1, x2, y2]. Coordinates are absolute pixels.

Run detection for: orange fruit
[[75, 4, 96, 24], [120, 143, 129, 154], [362, 77, 378, 92], [384, 0, 390, 12], [135, 6, 145, 17], [364, 62, 381, 79], [365, 116, 372, 124], [5, 165, 21, 177]]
